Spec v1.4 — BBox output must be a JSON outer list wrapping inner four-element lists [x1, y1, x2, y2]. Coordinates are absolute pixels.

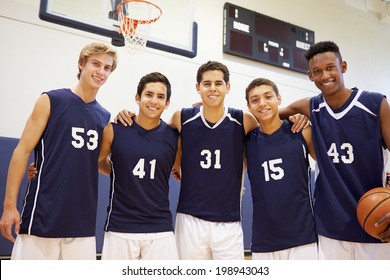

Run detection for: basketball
[[356, 187, 390, 238]]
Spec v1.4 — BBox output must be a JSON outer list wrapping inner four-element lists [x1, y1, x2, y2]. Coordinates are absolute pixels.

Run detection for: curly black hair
[[305, 41, 343, 62]]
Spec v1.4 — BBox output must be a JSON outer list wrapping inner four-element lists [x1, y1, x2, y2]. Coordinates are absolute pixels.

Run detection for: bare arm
[[278, 97, 311, 133], [301, 125, 316, 161], [98, 124, 114, 176], [243, 111, 259, 135], [171, 136, 182, 182], [279, 97, 311, 120], [0, 94, 50, 242], [380, 97, 390, 150], [169, 111, 182, 181], [168, 110, 182, 132]]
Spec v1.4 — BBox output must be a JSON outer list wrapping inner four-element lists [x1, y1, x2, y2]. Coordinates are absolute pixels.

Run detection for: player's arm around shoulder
[[279, 97, 311, 120], [0, 93, 50, 242], [243, 110, 259, 135], [279, 97, 311, 133], [380, 97, 390, 150], [98, 123, 114, 176], [301, 124, 316, 161]]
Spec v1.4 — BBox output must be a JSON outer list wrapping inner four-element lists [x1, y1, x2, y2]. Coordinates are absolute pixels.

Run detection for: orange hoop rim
[[116, 0, 162, 25]]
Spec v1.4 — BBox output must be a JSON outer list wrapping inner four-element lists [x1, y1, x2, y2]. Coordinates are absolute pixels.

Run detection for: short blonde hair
[[77, 42, 118, 79]]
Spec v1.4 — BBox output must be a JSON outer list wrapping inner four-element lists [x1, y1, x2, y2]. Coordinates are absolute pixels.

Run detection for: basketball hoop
[[116, 0, 162, 54]]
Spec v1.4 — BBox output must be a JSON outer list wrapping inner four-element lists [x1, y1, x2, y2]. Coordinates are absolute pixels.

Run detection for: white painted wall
[[1, 0, 389, 138]]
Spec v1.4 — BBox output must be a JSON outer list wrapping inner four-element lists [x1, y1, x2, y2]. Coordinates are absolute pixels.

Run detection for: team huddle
[[0, 41, 389, 260]]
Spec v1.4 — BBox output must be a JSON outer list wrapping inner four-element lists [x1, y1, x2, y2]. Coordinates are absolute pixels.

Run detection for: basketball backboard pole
[[38, 0, 197, 58]]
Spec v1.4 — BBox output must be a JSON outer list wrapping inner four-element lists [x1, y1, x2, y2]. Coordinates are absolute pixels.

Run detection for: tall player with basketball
[[0, 42, 118, 259], [97, 72, 179, 260], [280, 41, 390, 259], [244, 78, 318, 260]]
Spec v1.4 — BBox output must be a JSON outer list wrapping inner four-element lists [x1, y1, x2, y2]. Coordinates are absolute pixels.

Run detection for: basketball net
[[116, 0, 162, 54]]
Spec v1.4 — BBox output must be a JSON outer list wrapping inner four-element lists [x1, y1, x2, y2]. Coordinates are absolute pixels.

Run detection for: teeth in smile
[[208, 95, 218, 99], [93, 76, 103, 82]]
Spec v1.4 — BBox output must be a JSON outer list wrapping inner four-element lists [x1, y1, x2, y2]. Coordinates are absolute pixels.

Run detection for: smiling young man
[[97, 72, 179, 260], [244, 78, 317, 260], [169, 61, 259, 260], [0, 42, 118, 259], [279, 41, 390, 259]]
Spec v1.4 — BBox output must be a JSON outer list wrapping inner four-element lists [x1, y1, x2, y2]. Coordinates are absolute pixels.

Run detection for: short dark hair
[[245, 78, 279, 103], [196, 61, 230, 84], [305, 41, 343, 62], [137, 72, 172, 101]]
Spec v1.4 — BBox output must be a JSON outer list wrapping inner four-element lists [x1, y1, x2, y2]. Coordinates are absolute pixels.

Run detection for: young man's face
[[307, 51, 347, 97], [247, 85, 281, 123], [79, 54, 114, 89], [136, 82, 169, 120], [196, 70, 230, 108]]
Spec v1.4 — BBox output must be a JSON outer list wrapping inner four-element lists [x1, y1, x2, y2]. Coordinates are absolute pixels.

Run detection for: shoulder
[[95, 101, 110, 120], [227, 107, 242, 114], [180, 107, 200, 124], [161, 120, 179, 135], [181, 107, 199, 116], [45, 88, 70, 98], [358, 88, 386, 101]]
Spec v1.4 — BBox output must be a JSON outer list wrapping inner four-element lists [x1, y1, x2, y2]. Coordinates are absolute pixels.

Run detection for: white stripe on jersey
[[312, 89, 377, 120], [183, 107, 242, 129], [105, 162, 116, 231], [28, 138, 46, 235]]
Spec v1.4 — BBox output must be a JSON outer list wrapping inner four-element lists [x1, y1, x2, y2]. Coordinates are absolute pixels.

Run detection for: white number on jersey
[[261, 158, 284, 181], [327, 143, 354, 164], [200, 149, 221, 169], [133, 158, 156, 179], [71, 127, 98, 150]]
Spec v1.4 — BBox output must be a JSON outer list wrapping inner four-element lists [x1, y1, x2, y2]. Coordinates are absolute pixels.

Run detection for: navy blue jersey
[[105, 120, 178, 233], [177, 107, 245, 222], [245, 120, 316, 252], [19, 88, 110, 237], [310, 88, 387, 243]]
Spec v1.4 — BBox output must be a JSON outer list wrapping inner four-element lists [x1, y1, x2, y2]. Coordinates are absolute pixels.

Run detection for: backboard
[[39, 0, 197, 58]]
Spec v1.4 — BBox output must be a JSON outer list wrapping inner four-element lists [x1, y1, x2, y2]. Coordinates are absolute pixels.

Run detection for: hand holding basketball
[[356, 187, 390, 239]]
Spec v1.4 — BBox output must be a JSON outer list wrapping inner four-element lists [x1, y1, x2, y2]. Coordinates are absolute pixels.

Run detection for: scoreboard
[[223, 2, 315, 73]]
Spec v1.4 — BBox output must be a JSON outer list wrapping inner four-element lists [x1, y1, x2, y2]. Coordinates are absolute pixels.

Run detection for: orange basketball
[[356, 187, 390, 238]]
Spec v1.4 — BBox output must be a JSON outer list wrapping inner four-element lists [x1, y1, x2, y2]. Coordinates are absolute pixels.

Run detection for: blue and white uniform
[[177, 107, 245, 222], [245, 120, 317, 254], [105, 120, 178, 233], [19, 88, 110, 238], [175, 106, 246, 260], [101, 120, 179, 260], [311, 87, 388, 243]]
